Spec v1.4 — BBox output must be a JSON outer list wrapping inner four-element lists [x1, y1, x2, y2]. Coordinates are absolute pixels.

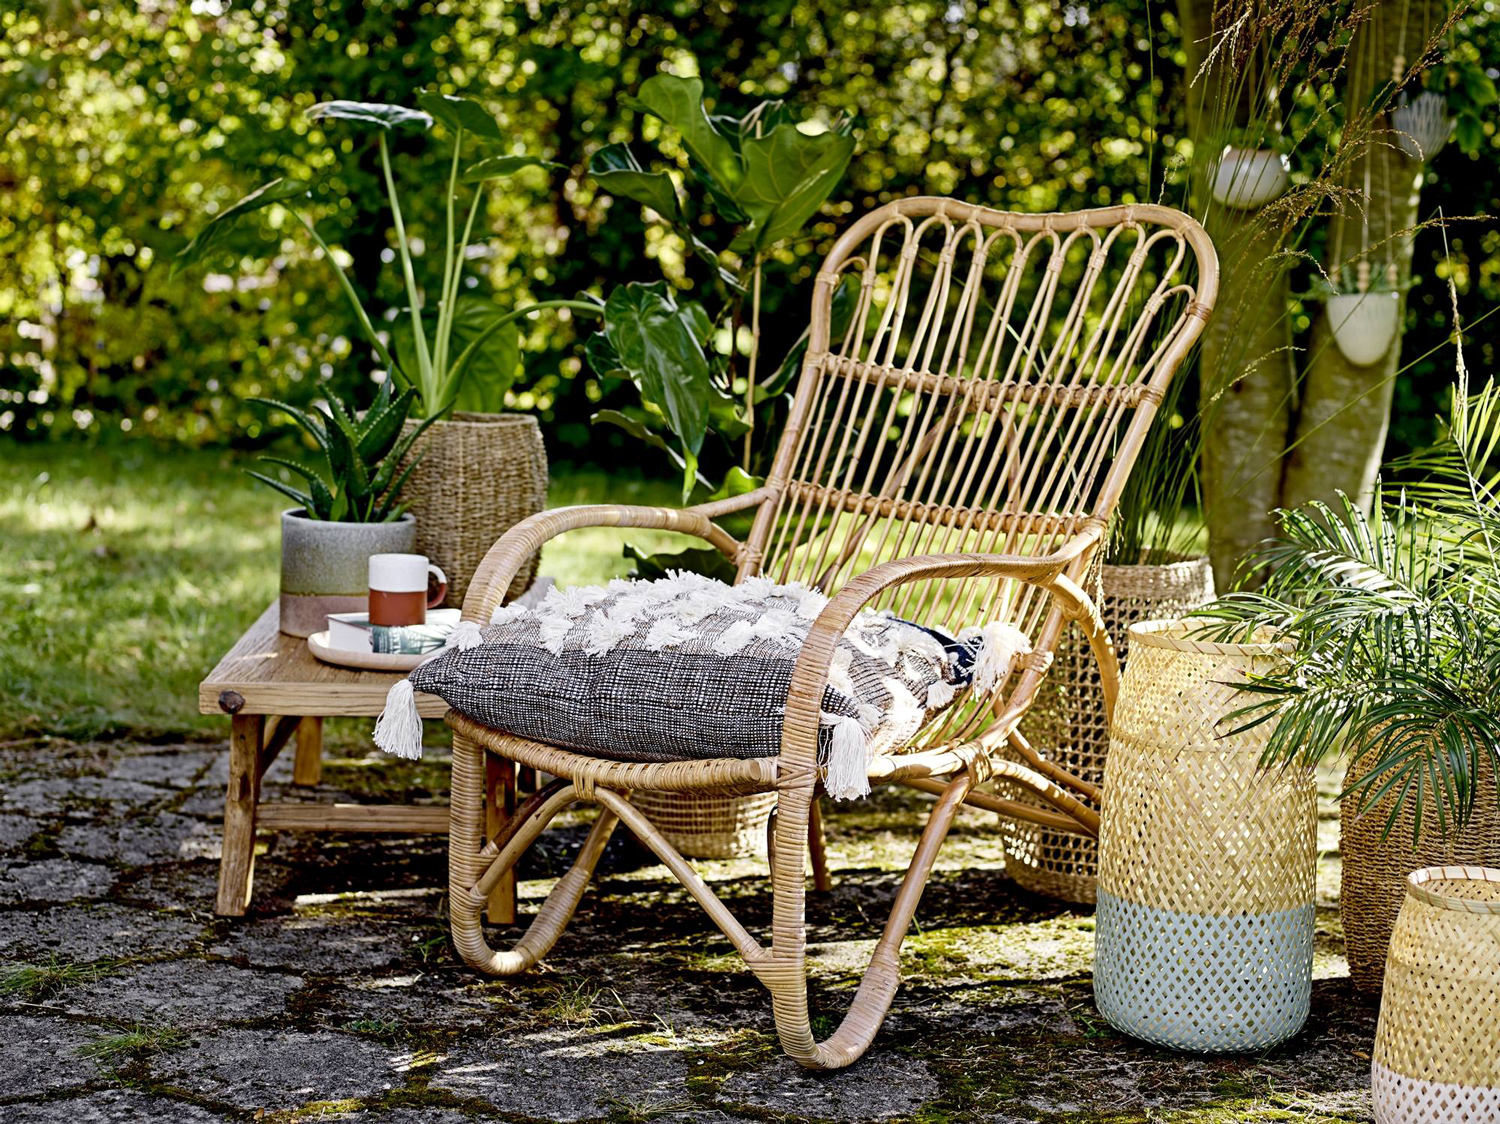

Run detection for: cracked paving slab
[[149, 1027, 404, 1111], [0, 902, 204, 961], [62, 958, 304, 1023], [0, 1015, 106, 1098], [0, 742, 1378, 1123]]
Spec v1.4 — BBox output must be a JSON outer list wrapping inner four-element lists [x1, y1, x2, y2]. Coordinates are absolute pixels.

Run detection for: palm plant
[[1195, 378, 1500, 843], [247, 379, 438, 522]]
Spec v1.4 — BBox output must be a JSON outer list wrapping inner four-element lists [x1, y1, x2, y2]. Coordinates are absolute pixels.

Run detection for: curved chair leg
[[449, 734, 619, 976], [758, 773, 973, 1069]]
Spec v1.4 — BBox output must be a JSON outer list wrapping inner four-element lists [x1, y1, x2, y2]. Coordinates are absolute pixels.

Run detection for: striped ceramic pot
[[1093, 620, 1317, 1053], [1373, 866, 1500, 1122]]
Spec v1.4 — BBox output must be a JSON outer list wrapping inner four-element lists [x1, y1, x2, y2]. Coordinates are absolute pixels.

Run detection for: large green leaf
[[416, 90, 503, 140], [461, 154, 564, 184], [624, 541, 737, 583], [624, 74, 741, 190], [393, 296, 522, 413], [600, 282, 716, 458], [590, 408, 709, 491], [307, 100, 432, 131], [589, 143, 683, 222], [589, 144, 741, 291], [731, 123, 855, 252], [707, 466, 765, 538], [170, 177, 309, 277]]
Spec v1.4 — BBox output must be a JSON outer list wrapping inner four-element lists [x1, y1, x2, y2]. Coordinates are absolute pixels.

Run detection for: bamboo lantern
[[1372, 865, 1500, 1122], [1093, 620, 1317, 1053]]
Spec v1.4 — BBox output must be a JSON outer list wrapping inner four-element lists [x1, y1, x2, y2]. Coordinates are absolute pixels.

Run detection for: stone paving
[[0, 734, 1375, 1122]]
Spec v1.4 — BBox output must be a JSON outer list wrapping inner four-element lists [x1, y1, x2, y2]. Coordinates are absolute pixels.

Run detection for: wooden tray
[[307, 631, 429, 673]]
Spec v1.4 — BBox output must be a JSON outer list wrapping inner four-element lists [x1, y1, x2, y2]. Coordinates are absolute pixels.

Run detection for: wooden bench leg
[[293, 716, 323, 786], [217, 713, 264, 916], [485, 755, 517, 925]]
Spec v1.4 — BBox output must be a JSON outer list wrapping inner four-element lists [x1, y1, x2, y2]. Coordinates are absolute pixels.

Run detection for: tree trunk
[[1280, 0, 1441, 510], [1180, 0, 1444, 586], [1200, 221, 1296, 586], [1178, 0, 1296, 588]]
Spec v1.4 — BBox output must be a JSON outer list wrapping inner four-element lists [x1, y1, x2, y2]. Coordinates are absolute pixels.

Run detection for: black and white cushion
[[374, 572, 1030, 799]]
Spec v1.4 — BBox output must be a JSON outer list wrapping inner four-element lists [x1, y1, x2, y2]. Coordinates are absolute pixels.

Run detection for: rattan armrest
[[460, 489, 774, 623], [775, 530, 1107, 785]]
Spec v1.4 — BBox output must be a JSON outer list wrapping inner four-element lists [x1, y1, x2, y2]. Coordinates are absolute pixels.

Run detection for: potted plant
[[580, 73, 856, 859], [1394, 55, 1497, 162], [247, 381, 437, 637], [173, 91, 600, 606], [1006, 373, 1214, 903], [1194, 377, 1500, 991], [1210, 128, 1292, 210], [1315, 263, 1404, 368]]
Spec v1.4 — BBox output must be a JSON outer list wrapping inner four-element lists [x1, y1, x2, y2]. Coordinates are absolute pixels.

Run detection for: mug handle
[[426, 564, 449, 609]]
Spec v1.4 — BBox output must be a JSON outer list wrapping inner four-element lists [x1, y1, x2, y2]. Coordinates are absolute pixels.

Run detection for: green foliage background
[[2, 0, 1497, 473]]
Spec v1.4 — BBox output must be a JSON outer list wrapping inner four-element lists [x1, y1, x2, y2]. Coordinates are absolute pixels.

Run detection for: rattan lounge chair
[[445, 197, 1217, 1068]]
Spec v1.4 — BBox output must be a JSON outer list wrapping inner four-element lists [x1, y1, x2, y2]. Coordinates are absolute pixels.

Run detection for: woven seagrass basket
[[632, 790, 777, 859], [1093, 620, 1317, 1053], [1003, 555, 1213, 903], [1372, 866, 1500, 1123], [400, 413, 548, 607], [1342, 751, 1500, 994]]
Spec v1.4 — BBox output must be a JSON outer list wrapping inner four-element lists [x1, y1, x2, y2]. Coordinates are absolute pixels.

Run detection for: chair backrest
[[742, 197, 1217, 641]]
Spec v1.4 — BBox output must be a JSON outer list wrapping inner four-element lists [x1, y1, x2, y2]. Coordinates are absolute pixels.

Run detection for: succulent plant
[[246, 380, 437, 522]]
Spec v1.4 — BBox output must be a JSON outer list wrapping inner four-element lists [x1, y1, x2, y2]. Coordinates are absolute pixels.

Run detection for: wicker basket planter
[[1004, 555, 1214, 903], [399, 412, 548, 608], [1342, 752, 1500, 994], [1372, 866, 1500, 1122], [632, 790, 777, 859], [1093, 620, 1317, 1053]]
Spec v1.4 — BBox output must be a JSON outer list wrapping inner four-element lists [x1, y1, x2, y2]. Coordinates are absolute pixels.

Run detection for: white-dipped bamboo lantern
[[1372, 866, 1500, 1122]]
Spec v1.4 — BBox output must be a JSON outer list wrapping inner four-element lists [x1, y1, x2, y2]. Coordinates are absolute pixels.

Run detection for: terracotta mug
[[368, 553, 447, 626]]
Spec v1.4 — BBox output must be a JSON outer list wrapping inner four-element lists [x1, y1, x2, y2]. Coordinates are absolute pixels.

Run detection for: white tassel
[[926, 679, 958, 709], [821, 712, 871, 801], [446, 620, 485, 650], [966, 621, 1033, 694], [373, 679, 424, 760]]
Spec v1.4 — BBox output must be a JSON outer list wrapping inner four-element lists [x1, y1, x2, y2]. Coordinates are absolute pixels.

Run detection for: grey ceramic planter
[[278, 509, 417, 637]]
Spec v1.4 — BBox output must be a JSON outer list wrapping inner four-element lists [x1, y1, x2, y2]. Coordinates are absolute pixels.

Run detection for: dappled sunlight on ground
[[0, 734, 1377, 1122]]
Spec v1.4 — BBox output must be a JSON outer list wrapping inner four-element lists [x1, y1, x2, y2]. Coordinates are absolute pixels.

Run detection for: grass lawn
[[0, 441, 687, 743]]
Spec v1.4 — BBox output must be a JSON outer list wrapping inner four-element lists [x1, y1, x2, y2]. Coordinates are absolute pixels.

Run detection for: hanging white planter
[[1212, 147, 1290, 210], [1328, 291, 1401, 366], [1392, 92, 1452, 162]]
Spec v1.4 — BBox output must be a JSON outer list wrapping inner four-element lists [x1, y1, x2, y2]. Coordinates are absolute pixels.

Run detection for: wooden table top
[[199, 603, 448, 719]]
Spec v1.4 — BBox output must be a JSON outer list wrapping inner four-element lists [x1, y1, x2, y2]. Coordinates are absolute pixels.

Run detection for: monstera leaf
[[416, 90, 504, 140], [307, 100, 432, 131], [624, 74, 742, 190], [393, 295, 521, 413], [731, 122, 856, 252], [171, 177, 310, 277]]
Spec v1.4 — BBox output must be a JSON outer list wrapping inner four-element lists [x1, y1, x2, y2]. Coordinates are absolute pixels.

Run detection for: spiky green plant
[[246, 379, 438, 522], [1195, 378, 1500, 844]]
